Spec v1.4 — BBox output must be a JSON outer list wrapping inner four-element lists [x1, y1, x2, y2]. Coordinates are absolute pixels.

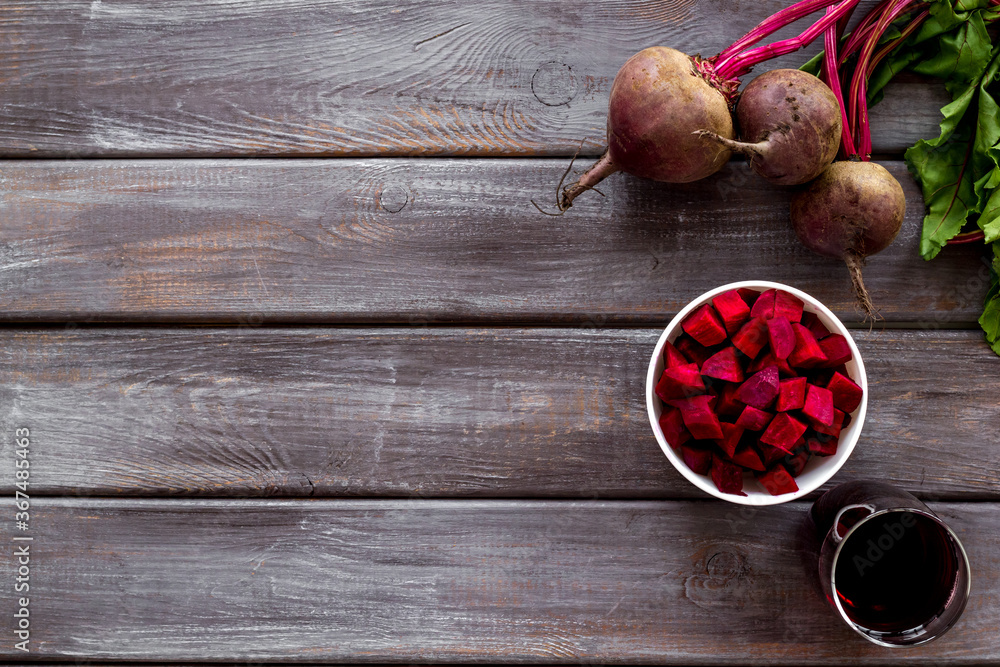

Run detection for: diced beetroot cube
[[757, 443, 788, 466], [802, 384, 835, 426], [681, 304, 728, 347], [737, 365, 780, 409], [732, 445, 765, 472], [731, 317, 769, 360], [681, 445, 713, 474], [715, 423, 745, 458], [737, 288, 760, 307], [711, 455, 747, 496], [801, 311, 831, 340], [715, 382, 745, 419], [757, 466, 799, 495], [701, 347, 745, 383], [668, 395, 724, 440], [826, 371, 863, 413], [807, 433, 838, 456], [750, 288, 777, 319], [777, 377, 807, 412], [788, 323, 828, 368], [663, 339, 690, 369], [810, 408, 846, 438], [675, 335, 715, 368], [783, 447, 810, 476], [766, 317, 796, 359], [736, 405, 774, 431], [655, 363, 706, 402], [818, 334, 852, 367], [748, 350, 797, 377], [773, 290, 805, 322], [759, 412, 807, 452], [712, 289, 752, 335], [658, 408, 691, 448]]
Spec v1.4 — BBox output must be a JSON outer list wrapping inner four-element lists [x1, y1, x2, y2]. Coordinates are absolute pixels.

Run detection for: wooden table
[[1, 1, 998, 663]]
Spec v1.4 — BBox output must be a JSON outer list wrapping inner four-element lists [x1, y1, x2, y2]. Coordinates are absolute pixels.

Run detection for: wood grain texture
[[0, 498, 996, 663], [0, 0, 946, 157], [1, 327, 996, 499], [0, 159, 989, 325]]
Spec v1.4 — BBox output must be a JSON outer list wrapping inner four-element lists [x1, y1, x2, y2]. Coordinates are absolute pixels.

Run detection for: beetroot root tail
[[560, 151, 619, 211], [845, 251, 879, 321], [694, 130, 765, 161]]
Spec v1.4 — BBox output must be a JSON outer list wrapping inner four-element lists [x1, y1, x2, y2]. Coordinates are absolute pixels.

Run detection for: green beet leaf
[[981, 243, 1000, 355]]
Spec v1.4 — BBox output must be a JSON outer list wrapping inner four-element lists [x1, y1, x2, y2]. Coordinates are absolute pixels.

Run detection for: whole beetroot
[[558, 47, 735, 209], [699, 69, 842, 185], [790, 161, 905, 318]]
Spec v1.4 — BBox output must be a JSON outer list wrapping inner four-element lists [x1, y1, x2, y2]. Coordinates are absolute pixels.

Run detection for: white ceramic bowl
[[646, 281, 868, 505]]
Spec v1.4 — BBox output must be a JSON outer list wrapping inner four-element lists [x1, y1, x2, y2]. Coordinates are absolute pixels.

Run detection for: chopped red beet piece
[[737, 288, 760, 307], [800, 311, 831, 340], [732, 445, 765, 471], [737, 365, 780, 409], [810, 408, 845, 437], [777, 377, 807, 412], [736, 405, 774, 431], [759, 412, 807, 452], [668, 395, 724, 440], [818, 334, 852, 367], [701, 347, 745, 383], [731, 317, 769, 360], [681, 303, 728, 347], [802, 384, 835, 426], [788, 323, 828, 368], [757, 443, 788, 466], [773, 290, 804, 322], [766, 316, 796, 359], [757, 466, 799, 495], [807, 433, 838, 456], [715, 423, 745, 458], [675, 335, 715, 367], [826, 371, 863, 413], [712, 289, 752, 335], [748, 350, 796, 377], [711, 455, 747, 496], [681, 445, 713, 474], [715, 382, 745, 419], [658, 408, 691, 448], [783, 446, 810, 476], [655, 363, 706, 402], [663, 339, 690, 369], [750, 288, 777, 319]]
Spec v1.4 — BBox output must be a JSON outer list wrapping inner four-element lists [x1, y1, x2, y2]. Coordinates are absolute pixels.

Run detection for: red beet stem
[[948, 230, 987, 245], [716, 0, 860, 81], [559, 151, 619, 210], [848, 0, 917, 157], [822, 5, 856, 158], [867, 6, 930, 79], [839, 0, 895, 64], [715, 0, 846, 72]]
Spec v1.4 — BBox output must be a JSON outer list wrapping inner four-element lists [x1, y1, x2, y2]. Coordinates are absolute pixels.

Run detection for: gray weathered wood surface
[[0, 0, 945, 158], [0, 159, 988, 325], [0, 499, 995, 663], [1, 328, 996, 499]]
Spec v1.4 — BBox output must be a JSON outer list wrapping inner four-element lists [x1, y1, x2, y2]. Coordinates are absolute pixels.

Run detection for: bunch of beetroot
[[542, 0, 918, 319], [655, 288, 864, 496]]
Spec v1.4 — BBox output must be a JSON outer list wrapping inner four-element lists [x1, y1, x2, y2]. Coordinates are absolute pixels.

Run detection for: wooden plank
[[0, 0, 945, 157], [1, 327, 996, 499], [0, 159, 989, 325], [1, 498, 995, 663]]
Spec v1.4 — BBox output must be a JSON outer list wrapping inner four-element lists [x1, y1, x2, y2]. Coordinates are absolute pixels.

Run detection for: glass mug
[[808, 481, 971, 647]]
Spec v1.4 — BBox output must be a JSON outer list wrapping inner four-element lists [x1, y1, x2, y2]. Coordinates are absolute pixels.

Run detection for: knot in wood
[[532, 62, 578, 107], [378, 184, 409, 213]]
